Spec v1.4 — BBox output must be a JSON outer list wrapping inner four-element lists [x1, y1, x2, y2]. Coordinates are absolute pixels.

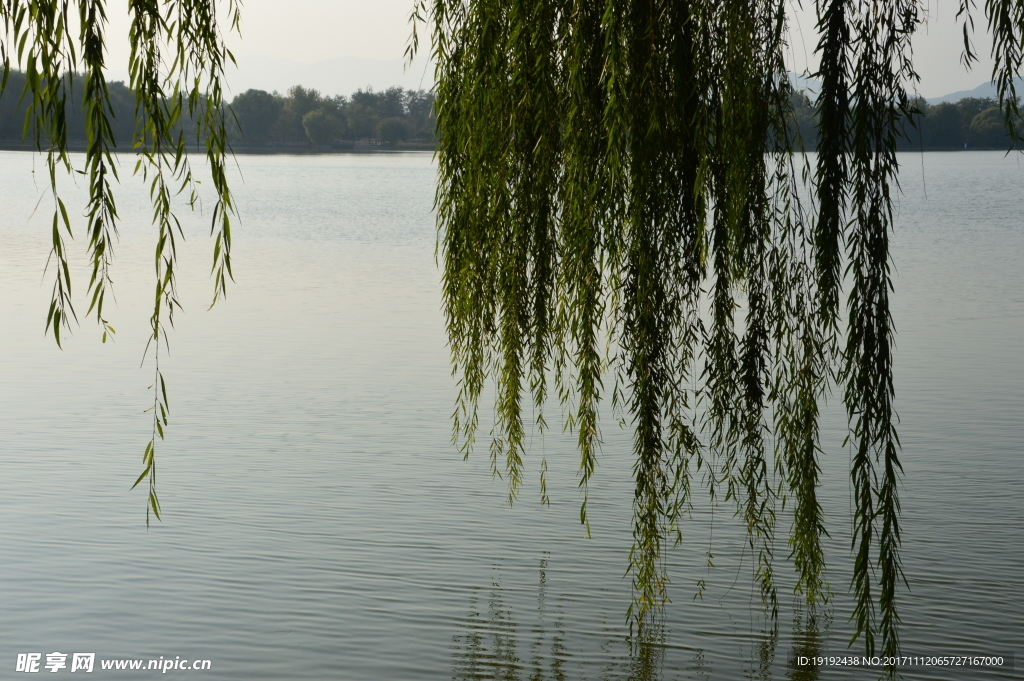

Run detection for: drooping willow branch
[[0, 0, 238, 525], [415, 0, 1024, 671]]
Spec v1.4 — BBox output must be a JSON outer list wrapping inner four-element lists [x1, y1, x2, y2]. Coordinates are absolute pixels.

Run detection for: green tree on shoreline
[[0, 74, 435, 148], [302, 107, 343, 146]]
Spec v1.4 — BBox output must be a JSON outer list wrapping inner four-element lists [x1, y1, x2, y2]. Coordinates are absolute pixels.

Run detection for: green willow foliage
[[412, 0, 1024, 670], [0, 0, 238, 524]]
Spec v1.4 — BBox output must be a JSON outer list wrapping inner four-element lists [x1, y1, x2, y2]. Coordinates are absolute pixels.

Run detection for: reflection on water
[[452, 559, 829, 681], [620, 630, 667, 681], [452, 558, 568, 681], [749, 631, 775, 680], [786, 612, 828, 681]]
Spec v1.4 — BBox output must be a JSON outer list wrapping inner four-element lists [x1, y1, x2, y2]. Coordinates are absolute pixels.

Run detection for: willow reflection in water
[[451, 559, 569, 681], [786, 613, 828, 681], [450, 559, 828, 681]]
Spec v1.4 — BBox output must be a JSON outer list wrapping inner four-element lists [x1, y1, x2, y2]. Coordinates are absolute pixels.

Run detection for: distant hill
[[928, 77, 1024, 104], [104, 56, 436, 99], [788, 73, 1024, 105]]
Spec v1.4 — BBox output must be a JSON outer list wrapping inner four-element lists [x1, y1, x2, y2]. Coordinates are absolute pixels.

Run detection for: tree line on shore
[[792, 93, 1022, 149], [229, 85, 435, 147], [1, 68, 1016, 152], [0, 70, 435, 149]]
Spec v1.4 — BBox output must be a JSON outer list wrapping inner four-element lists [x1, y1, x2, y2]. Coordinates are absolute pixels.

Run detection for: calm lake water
[[1, 151, 1021, 680]]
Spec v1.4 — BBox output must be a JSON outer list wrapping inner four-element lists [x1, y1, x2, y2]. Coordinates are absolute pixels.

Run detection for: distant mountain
[[928, 77, 1024, 104], [103, 61, 1022, 108], [103, 55, 435, 99], [788, 74, 1024, 105], [94, 55, 432, 100]]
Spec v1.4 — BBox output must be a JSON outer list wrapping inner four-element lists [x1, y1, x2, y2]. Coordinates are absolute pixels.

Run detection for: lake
[[1, 150, 1021, 679]]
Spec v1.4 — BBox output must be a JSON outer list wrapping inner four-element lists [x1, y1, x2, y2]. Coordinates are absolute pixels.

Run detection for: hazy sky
[[100, 0, 418, 67], [97, 0, 996, 99]]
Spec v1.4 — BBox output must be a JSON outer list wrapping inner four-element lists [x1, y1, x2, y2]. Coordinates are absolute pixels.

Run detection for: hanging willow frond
[[0, 0, 239, 524], [418, 0, 1024, 671]]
